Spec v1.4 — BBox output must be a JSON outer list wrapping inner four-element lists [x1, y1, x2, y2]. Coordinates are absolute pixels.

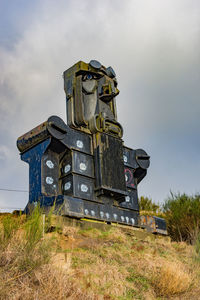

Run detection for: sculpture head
[[63, 60, 123, 137]]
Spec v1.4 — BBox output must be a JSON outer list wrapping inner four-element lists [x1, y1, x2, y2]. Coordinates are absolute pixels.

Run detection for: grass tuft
[[0, 214, 23, 248], [152, 261, 191, 296]]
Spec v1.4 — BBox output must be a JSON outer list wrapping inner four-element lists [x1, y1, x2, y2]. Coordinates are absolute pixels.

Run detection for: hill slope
[[0, 214, 200, 299]]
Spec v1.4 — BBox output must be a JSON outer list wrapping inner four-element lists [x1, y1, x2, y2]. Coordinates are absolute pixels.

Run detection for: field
[[0, 210, 200, 300]]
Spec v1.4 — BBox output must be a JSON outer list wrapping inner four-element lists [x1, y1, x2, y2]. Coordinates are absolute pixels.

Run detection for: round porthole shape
[[79, 162, 87, 171], [81, 184, 88, 193], [64, 181, 71, 191], [76, 140, 83, 149], [64, 164, 71, 174], [46, 160, 54, 169], [46, 177, 54, 184]]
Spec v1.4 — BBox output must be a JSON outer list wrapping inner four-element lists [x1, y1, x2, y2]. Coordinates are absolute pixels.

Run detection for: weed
[[0, 214, 21, 248], [24, 205, 43, 250], [16, 205, 53, 271]]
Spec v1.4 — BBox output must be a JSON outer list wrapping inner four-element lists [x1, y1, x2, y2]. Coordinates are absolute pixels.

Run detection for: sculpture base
[[55, 196, 139, 227]]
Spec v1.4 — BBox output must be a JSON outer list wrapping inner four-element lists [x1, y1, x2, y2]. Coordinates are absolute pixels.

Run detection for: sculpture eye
[[87, 73, 93, 80], [83, 73, 93, 81]]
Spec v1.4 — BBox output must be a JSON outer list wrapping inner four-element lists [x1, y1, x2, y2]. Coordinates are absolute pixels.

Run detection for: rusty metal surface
[[17, 121, 48, 152], [140, 215, 167, 235], [17, 116, 68, 153]]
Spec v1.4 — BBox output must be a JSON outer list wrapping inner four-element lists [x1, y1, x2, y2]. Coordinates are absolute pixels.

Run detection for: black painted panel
[[60, 196, 140, 227], [41, 149, 59, 196], [120, 189, 139, 211], [62, 174, 94, 201], [154, 216, 167, 231], [63, 196, 84, 217], [95, 133, 126, 197], [123, 147, 138, 168], [124, 167, 137, 189], [62, 127, 92, 154], [60, 150, 94, 178]]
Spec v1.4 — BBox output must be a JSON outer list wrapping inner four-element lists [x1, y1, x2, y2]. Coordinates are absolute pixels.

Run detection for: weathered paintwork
[[21, 139, 51, 203], [63, 60, 121, 137], [17, 116, 68, 153], [17, 60, 167, 234], [140, 215, 167, 235]]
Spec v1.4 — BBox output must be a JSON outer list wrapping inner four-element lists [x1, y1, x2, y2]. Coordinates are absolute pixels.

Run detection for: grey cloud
[[0, 0, 199, 210]]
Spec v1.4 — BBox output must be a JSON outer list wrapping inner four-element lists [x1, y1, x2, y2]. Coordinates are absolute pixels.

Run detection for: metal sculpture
[[17, 60, 166, 233]]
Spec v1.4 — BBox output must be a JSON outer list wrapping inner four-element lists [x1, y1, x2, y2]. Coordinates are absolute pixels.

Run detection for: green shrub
[[163, 193, 200, 244], [139, 196, 160, 213]]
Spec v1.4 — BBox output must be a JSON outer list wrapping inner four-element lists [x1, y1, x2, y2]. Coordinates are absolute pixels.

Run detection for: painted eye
[[87, 74, 93, 80], [83, 73, 93, 81]]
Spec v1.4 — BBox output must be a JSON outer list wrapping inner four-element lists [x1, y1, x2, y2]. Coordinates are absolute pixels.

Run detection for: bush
[[163, 193, 200, 244], [139, 196, 160, 213]]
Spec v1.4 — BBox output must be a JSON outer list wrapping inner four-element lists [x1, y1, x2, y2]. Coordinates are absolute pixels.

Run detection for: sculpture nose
[[102, 83, 112, 95], [100, 81, 119, 101], [82, 79, 97, 94]]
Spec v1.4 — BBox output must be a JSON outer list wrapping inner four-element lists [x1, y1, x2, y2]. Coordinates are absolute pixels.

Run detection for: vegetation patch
[[152, 261, 192, 297], [0, 205, 200, 299]]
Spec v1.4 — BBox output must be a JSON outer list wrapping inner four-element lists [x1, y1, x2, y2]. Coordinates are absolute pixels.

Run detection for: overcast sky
[[0, 0, 199, 211]]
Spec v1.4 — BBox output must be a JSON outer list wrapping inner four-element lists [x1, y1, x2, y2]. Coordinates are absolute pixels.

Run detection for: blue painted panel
[[21, 139, 51, 203]]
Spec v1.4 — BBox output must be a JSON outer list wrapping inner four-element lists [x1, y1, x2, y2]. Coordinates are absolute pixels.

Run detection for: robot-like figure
[[17, 60, 152, 227]]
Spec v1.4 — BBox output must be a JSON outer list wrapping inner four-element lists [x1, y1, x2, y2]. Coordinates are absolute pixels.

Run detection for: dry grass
[[0, 214, 200, 300], [1, 264, 96, 300], [152, 261, 192, 296]]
